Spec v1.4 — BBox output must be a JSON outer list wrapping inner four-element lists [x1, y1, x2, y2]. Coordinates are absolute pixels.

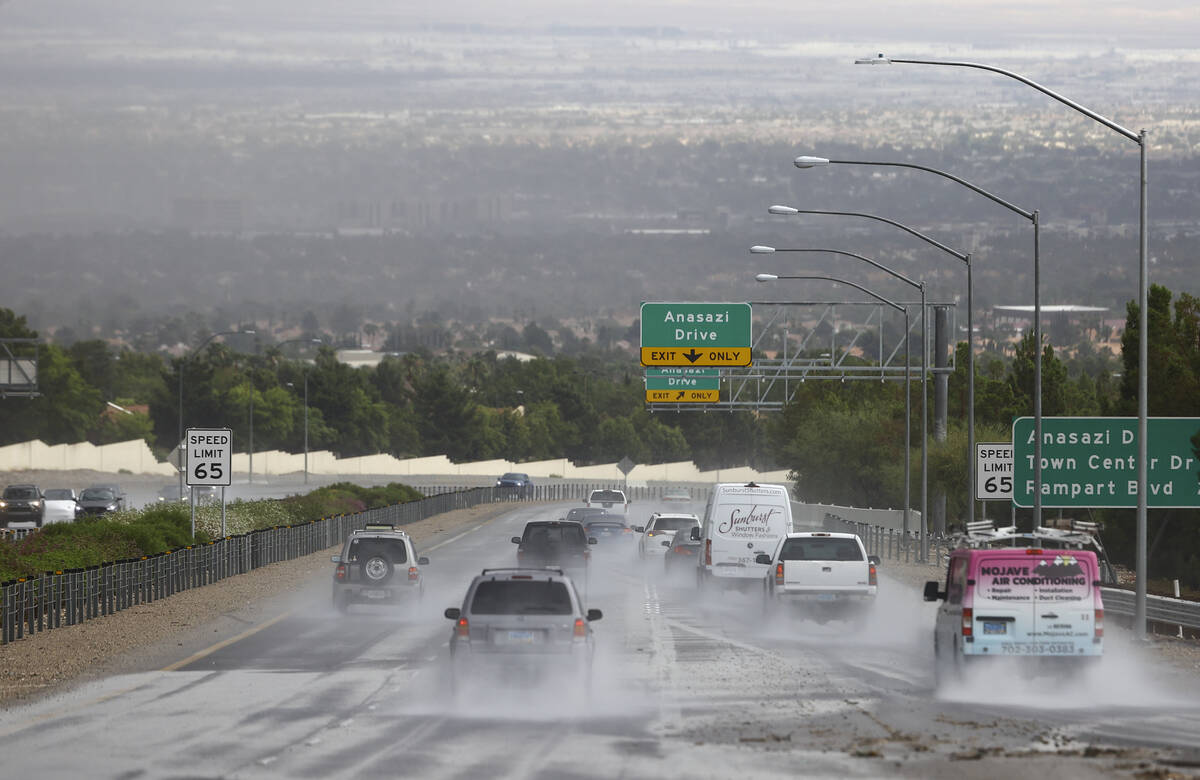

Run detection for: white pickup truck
[[757, 532, 879, 623]]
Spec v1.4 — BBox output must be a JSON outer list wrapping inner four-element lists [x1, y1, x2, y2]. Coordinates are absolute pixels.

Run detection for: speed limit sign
[[186, 428, 232, 487], [976, 442, 1013, 501]]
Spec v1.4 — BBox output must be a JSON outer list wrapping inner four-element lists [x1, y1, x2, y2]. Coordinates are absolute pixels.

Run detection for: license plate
[[983, 621, 1007, 635], [363, 589, 390, 599], [816, 593, 836, 602], [504, 630, 537, 644]]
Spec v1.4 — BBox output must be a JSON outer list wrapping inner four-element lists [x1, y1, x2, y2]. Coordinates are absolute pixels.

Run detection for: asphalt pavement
[[1, 500, 1198, 778]]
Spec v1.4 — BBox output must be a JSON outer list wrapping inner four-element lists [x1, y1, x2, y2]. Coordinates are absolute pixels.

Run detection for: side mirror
[[417, 556, 430, 565], [632, 526, 644, 533], [444, 607, 461, 620], [330, 555, 341, 563], [755, 553, 772, 565], [661, 540, 671, 547], [923, 581, 945, 602], [690, 527, 701, 541], [586, 608, 603, 622], [511, 536, 522, 544], [588, 537, 598, 545], [868, 555, 881, 567]]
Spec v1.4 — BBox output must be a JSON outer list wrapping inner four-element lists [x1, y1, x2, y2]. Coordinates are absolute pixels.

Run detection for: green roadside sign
[[644, 368, 720, 391], [1012, 416, 1200, 508], [640, 302, 752, 367]]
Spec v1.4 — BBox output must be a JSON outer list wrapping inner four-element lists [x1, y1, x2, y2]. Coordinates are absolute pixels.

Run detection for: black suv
[[331, 524, 429, 613], [0, 484, 44, 527], [511, 521, 596, 575]]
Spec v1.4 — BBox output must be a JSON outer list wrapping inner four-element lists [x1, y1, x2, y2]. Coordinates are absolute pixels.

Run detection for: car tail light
[[1025, 548, 1044, 555], [456, 617, 470, 639], [869, 563, 877, 587], [408, 566, 419, 581], [1095, 608, 1104, 639], [775, 563, 784, 585], [705, 539, 712, 566], [961, 607, 973, 637], [335, 564, 346, 581], [574, 618, 587, 639]]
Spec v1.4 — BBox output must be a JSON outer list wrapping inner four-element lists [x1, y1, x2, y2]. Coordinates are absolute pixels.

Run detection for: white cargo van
[[695, 482, 794, 591]]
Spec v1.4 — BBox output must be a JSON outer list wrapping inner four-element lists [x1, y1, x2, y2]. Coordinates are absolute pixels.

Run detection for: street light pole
[[857, 52, 1150, 639], [765, 208, 967, 545], [177, 329, 254, 501], [793, 156, 1043, 529], [275, 337, 323, 485], [753, 251, 920, 542], [753, 274, 912, 540]]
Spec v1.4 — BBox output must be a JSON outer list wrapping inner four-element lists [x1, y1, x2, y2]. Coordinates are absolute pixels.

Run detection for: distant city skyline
[[2, 0, 1198, 50]]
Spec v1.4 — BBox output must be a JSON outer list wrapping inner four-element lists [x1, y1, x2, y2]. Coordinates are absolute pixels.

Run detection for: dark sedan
[[663, 534, 703, 574], [77, 487, 123, 517], [584, 519, 635, 547], [495, 472, 534, 498]]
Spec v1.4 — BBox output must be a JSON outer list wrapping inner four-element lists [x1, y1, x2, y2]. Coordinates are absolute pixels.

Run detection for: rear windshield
[[586, 521, 627, 531], [567, 508, 608, 521], [779, 537, 863, 561], [590, 490, 625, 503], [523, 524, 587, 547], [44, 489, 74, 500], [3, 487, 37, 499], [470, 580, 574, 615], [652, 517, 697, 532], [975, 554, 1093, 603], [345, 537, 408, 564]]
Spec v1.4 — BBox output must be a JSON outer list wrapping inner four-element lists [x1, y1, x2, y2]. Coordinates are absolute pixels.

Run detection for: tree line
[[2, 285, 1197, 585]]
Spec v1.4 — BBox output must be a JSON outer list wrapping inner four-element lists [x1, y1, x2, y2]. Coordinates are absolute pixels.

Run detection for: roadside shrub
[[0, 481, 424, 582]]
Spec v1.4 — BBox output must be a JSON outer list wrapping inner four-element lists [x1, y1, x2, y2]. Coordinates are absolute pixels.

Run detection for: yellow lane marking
[[161, 610, 293, 672]]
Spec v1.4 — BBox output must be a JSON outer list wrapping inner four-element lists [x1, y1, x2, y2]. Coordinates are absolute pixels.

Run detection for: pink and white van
[[924, 547, 1103, 684]]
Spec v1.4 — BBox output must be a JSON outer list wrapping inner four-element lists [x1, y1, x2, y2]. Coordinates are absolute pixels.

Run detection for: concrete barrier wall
[[792, 501, 919, 532], [0, 438, 792, 484]]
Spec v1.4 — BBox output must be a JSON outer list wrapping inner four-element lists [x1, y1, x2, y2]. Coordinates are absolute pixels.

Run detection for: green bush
[[0, 481, 426, 582]]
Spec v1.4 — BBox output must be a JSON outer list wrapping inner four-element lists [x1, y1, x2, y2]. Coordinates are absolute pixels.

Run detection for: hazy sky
[[3, 0, 1198, 48]]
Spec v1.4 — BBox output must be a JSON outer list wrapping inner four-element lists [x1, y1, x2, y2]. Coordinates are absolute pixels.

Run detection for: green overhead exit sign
[[1012, 416, 1200, 508], [639, 302, 752, 367]]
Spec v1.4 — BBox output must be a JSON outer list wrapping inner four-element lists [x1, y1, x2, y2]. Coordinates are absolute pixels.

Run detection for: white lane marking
[[644, 582, 683, 728]]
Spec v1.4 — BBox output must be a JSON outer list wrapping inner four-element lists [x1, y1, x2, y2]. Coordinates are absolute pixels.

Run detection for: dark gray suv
[[331, 524, 429, 612], [444, 568, 601, 690], [0, 484, 44, 527]]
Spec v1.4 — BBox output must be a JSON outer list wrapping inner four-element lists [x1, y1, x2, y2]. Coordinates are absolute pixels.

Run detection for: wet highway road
[[2, 500, 1199, 778]]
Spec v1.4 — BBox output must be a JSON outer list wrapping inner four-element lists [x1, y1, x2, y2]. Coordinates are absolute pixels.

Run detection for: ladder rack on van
[[957, 519, 1118, 584]]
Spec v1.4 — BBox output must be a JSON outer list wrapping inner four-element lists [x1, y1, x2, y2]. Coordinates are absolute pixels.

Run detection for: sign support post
[[186, 427, 233, 541]]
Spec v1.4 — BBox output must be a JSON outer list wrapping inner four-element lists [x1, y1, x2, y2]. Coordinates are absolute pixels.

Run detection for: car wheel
[[361, 554, 394, 585], [335, 592, 351, 614]]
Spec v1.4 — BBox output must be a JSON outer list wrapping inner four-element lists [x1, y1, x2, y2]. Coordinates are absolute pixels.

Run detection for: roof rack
[[354, 524, 406, 534], [480, 567, 565, 577], [957, 519, 1108, 556]]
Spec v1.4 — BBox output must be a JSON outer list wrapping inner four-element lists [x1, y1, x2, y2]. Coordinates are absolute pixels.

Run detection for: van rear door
[[972, 551, 1097, 656], [1029, 552, 1097, 654], [709, 486, 791, 576], [971, 553, 1038, 653]]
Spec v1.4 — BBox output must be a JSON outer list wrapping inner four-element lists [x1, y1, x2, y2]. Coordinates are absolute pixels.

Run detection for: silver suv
[[444, 568, 602, 688], [331, 524, 429, 612]]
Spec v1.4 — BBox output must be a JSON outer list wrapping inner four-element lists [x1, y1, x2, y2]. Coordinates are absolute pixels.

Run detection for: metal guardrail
[[826, 515, 1200, 636], [0, 482, 705, 645]]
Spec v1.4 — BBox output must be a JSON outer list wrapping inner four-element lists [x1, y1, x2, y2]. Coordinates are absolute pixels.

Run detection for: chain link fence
[[823, 514, 1200, 637]]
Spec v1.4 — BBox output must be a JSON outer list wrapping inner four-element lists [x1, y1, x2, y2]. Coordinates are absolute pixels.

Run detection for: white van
[[696, 482, 794, 591]]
